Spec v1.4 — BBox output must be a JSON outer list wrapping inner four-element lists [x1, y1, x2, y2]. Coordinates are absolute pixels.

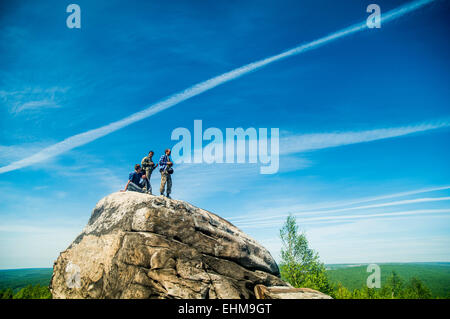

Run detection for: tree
[[1, 288, 14, 299], [383, 271, 404, 298], [404, 277, 432, 299], [333, 283, 352, 299], [12, 284, 51, 299], [279, 214, 332, 295]]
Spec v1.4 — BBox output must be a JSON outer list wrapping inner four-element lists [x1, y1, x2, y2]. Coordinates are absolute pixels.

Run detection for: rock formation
[[254, 285, 332, 299], [50, 191, 330, 299]]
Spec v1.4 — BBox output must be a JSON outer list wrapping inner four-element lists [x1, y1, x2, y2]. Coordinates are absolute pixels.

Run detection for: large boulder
[[50, 192, 289, 299]]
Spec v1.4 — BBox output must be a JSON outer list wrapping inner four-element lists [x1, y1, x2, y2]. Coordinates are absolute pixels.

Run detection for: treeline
[[0, 276, 434, 300], [0, 284, 51, 299], [279, 214, 439, 299], [333, 271, 432, 299]]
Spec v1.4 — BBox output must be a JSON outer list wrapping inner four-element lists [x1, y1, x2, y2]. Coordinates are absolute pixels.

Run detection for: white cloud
[[0, 86, 68, 114], [0, 143, 52, 164], [0, 0, 437, 174], [232, 196, 450, 226], [227, 185, 450, 222], [280, 121, 450, 155], [237, 209, 450, 229], [14, 99, 60, 113], [249, 215, 450, 264], [305, 216, 450, 264]]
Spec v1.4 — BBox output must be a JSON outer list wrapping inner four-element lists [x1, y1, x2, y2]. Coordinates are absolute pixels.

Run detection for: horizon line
[[2, 261, 450, 271]]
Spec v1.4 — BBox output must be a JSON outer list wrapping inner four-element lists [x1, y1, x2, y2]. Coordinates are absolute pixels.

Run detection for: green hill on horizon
[[0, 268, 53, 293], [326, 262, 450, 298], [1, 262, 449, 298]]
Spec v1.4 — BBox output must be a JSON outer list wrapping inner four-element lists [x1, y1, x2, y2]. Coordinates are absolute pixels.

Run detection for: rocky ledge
[[50, 192, 331, 299]]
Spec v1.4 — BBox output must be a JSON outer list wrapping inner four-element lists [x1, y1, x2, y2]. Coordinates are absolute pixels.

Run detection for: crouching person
[[123, 164, 151, 194], [159, 148, 173, 198]]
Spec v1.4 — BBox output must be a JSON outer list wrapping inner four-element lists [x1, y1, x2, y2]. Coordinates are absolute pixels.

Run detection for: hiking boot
[[166, 194, 171, 199]]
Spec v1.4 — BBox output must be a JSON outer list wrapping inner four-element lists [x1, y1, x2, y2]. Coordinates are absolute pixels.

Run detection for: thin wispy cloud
[[0, 87, 68, 114], [237, 209, 450, 229], [227, 185, 450, 221], [0, 143, 53, 164], [0, 0, 438, 174], [232, 196, 450, 226], [300, 218, 450, 264], [14, 99, 60, 113], [280, 121, 450, 155]]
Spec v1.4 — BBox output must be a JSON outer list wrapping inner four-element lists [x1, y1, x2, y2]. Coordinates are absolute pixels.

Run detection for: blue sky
[[0, 0, 449, 268]]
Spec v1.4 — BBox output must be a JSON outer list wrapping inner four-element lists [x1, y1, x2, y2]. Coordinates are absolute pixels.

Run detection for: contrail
[[227, 185, 450, 221], [236, 209, 450, 229], [280, 121, 450, 155], [0, 0, 437, 174], [230, 196, 450, 225]]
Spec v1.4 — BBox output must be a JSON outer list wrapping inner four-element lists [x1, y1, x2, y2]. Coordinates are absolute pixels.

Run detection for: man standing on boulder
[[123, 164, 150, 194], [158, 148, 173, 198], [141, 150, 158, 195]]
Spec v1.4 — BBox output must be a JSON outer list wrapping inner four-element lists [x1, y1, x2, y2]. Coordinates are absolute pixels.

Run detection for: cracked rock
[[50, 192, 307, 299]]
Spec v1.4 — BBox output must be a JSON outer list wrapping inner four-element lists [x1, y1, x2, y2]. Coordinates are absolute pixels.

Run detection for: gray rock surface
[[50, 192, 288, 299], [254, 285, 333, 299]]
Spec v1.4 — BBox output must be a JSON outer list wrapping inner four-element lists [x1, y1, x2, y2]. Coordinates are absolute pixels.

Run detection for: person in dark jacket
[[123, 164, 150, 193], [158, 149, 173, 198]]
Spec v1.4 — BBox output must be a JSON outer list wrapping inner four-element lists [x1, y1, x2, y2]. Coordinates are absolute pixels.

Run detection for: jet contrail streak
[[235, 209, 450, 229], [227, 185, 450, 221], [229, 196, 450, 225], [279, 121, 450, 155], [0, 0, 437, 173]]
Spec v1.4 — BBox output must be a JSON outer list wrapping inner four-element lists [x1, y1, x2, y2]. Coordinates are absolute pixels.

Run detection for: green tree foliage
[[403, 277, 432, 299], [15, 284, 52, 299], [0, 284, 52, 299], [327, 262, 449, 297], [279, 214, 333, 295], [374, 271, 404, 298], [1, 288, 14, 299], [277, 217, 438, 299], [333, 283, 352, 299], [333, 271, 434, 299]]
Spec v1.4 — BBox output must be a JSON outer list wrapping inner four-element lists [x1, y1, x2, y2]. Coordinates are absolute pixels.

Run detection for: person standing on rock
[[123, 164, 150, 194], [141, 150, 158, 195], [158, 148, 173, 198]]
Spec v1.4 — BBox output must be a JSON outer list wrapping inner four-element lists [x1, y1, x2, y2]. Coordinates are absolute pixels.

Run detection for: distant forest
[[1, 261, 449, 299]]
